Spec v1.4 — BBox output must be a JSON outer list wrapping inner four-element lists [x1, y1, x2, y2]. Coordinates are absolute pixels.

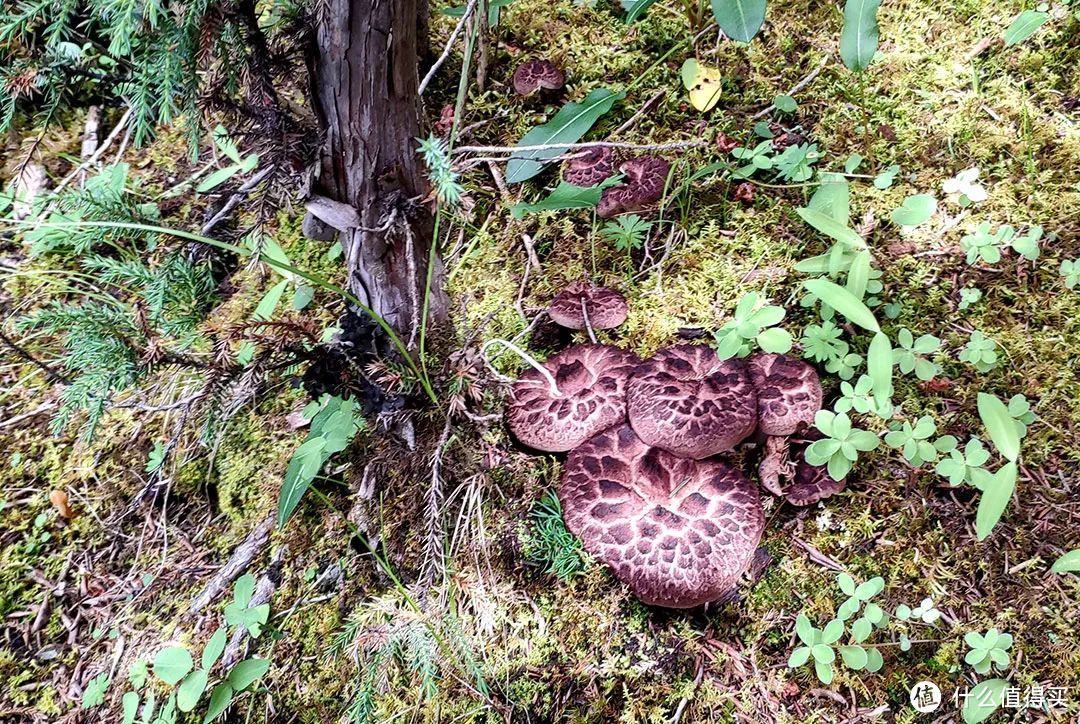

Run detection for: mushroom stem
[[579, 297, 598, 343], [479, 339, 561, 397]]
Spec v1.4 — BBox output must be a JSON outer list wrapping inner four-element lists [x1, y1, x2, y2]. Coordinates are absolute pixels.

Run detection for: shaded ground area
[[1, 0, 1078, 722]]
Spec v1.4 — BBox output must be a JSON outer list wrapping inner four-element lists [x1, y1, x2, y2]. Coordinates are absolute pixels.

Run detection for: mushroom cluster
[[504, 289, 836, 608], [560, 149, 671, 218]]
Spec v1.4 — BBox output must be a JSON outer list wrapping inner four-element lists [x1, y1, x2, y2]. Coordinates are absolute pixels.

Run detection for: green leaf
[[976, 462, 1016, 540], [796, 208, 865, 248], [237, 278, 290, 364], [846, 250, 871, 299], [812, 643, 835, 664], [839, 645, 868, 670], [623, 0, 660, 23], [227, 658, 270, 691], [837, 573, 856, 596], [839, 0, 882, 72], [1004, 10, 1049, 47], [756, 326, 793, 354], [962, 679, 1008, 724], [890, 194, 937, 227], [1050, 549, 1080, 574], [177, 669, 208, 712], [510, 181, 606, 218], [506, 89, 624, 183], [212, 126, 242, 164], [864, 647, 883, 672], [81, 673, 110, 709], [788, 646, 811, 667], [196, 164, 242, 193], [854, 576, 884, 600], [977, 393, 1021, 462], [809, 173, 850, 223], [233, 573, 255, 608], [773, 94, 797, 113], [122, 692, 140, 724], [851, 617, 872, 642], [153, 646, 193, 686], [202, 627, 227, 670], [822, 619, 845, 644], [292, 284, 315, 310], [710, 0, 767, 43], [867, 332, 893, 410], [201, 683, 234, 724], [814, 659, 834, 684], [795, 614, 815, 645], [803, 279, 880, 332]]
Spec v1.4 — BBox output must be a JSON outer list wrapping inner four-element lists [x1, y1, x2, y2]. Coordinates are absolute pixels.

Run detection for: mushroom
[[548, 281, 628, 343], [626, 345, 757, 460], [560, 424, 764, 608], [512, 59, 565, 96], [501, 342, 640, 453], [782, 431, 845, 506], [746, 353, 822, 436], [597, 156, 671, 218], [562, 146, 615, 188]]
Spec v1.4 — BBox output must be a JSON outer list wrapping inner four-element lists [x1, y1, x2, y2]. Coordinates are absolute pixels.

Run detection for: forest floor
[[1, 0, 1079, 722]]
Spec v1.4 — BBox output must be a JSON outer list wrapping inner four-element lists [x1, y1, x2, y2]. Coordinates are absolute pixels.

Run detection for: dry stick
[[188, 513, 275, 614], [0, 402, 57, 429], [220, 545, 286, 669], [479, 339, 559, 395], [418, 0, 478, 95], [609, 89, 668, 139], [51, 108, 133, 196], [751, 55, 831, 120], [199, 165, 275, 236], [579, 297, 597, 343]]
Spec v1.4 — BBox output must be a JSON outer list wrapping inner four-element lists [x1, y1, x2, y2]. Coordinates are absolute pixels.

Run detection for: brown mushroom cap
[[626, 345, 757, 459], [746, 353, 823, 436], [506, 343, 639, 452], [560, 424, 764, 608], [597, 156, 671, 218], [785, 431, 845, 505], [548, 282, 628, 331], [512, 59, 565, 96], [562, 146, 615, 188]]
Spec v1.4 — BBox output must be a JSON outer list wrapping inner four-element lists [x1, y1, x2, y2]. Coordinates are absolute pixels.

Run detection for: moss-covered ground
[[1, 0, 1079, 722]]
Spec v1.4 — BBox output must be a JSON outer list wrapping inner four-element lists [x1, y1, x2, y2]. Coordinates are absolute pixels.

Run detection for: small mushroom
[[512, 59, 565, 96], [548, 281, 628, 342], [784, 430, 846, 506], [504, 342, 640, 453], [562, 146, 615, 188], [560, 424, 765, 608], [746, 353, 822, 436], [597, 156, 671, 218], [626, 345, 757, 460]]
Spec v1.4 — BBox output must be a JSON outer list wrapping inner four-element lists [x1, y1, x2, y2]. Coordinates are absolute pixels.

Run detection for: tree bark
[[311, 0, 448, 344]]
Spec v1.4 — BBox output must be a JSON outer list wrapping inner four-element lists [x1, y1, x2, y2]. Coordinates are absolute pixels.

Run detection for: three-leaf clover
[[713, 292, 792, 359], [789, 615, 845, 684], [223, 573, 270, 638], [805, 411, 880, 481], [958, 286, 982, 310], [1006, 394, 1035, 438], [893, 328, 941, 381], [961, 221, 1010, 264], [935, 438, 993, 488], [1060, 259, 1080, 289], [824, 350, 864, 380], [884, 416, 949, 467], [958, 331, 999, 373], [833, 375, 892, 418], [1009, 225, 1041, 260], [964, 628, 1012, 674]]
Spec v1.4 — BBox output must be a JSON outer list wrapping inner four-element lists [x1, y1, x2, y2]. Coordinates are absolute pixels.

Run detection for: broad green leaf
[[962, 679, 1008, 724], [854, 576, 884, 600], [851, 617, 872, 642], [202, 627, 227, 670], [890, 193, 937, 227], [153, 646, 193, 686], [795, 614, 815, 645], [977, 393, 1021, 462], [237, 278, 290, 365], [623, 0, 660, 23], [212, 126, 242, 163], [1050, 549, 1080, 573], [196, 164, 242, 193], [510, 181, 605, 218], [839, 645, 868, 670], [814, 659, 834, 684], [1004, 10, 1049, 47], [788, 646, 811, 667], [867, 332, 893, 409], [809, 173, 850, 223], [821, 619, 845, 644], [292, 284, 315, 310], [864, 647, 883, 672], [177, 669, 208, 712], [756, 327, 793, 353], [201, 683, 234, 724], [840, 0, 881, 72], [233, 573, 255, 607], [846, 250, 871, 299], [803, 279, 880, 332], [227, 658, 270, 691], [837, 573, 856, 596], [773, 94, 797, 113], [710, 0, 767, 43], [976, 462, 1016, 540], [811, 644, 835, 664], [122, 692, 140, 724], [506, 89, 624, 183], [797, 207, 865, 248]]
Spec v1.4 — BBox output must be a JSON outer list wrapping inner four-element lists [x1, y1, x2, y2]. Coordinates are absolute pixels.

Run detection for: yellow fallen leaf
[[681, 58, 722, 113]]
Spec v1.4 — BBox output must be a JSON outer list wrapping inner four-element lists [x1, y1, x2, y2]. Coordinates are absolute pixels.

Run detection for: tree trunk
[[311, 0, 448, 345]]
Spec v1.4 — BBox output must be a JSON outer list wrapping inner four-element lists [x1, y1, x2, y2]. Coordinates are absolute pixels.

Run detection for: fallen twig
[[188, 513, 275, 614]]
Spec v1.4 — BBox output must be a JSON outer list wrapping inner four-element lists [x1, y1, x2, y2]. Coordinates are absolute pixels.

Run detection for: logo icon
[[910, 680, 942, 713]]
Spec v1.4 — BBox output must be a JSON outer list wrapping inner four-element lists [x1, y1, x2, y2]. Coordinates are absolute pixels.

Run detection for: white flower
[[912, 597, 942, 624], [942, 167, 988, 205]]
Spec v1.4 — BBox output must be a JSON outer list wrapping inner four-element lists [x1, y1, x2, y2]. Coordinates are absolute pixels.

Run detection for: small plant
[[958, 330, 999, 373], [713, 292, 792, 359], [895, 598, 941, 624], [804, 410, 880, 481], [799, 321, 847, 363], [936, 438, 993, 488], [833, 375, 891, 418], [1009, 225, 1042, 260], [942, 167, 988, 206], [600, 214, 652, 253], [884, 416, 955, 467], [960, 221, 1010, 264], [773, 143, 819, 182], [964, 628, 1012, 674], [825, 350, 864, 381], [524, 492, 588, 580], [730, 140, 775, 178], [788, 615, 845, 684], [1006, 394, 1036, 437], [418, 135, 465, 205], [1060, 259, 1080, 289], [958, 286, 982, 310], [893, 328, 941, 381]]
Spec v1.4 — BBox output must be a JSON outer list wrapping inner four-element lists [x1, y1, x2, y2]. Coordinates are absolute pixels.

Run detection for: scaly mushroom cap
[[506, 343, 639, 452], [785, 430, 845, 506], [627, 345, 757, 459], [747, 353, 823, 436], [597, 156, 671, 218], [562, 147, 615, 188], [560, 424, 765, 608], [548, 282, 629, 330], [512, 59, 565, 96]]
